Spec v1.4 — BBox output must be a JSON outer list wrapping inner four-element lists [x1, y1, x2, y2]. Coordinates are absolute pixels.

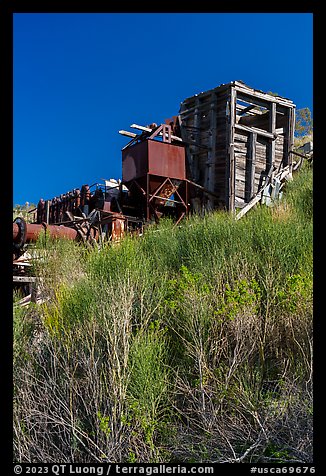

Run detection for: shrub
[[13, 166, 313, 463]]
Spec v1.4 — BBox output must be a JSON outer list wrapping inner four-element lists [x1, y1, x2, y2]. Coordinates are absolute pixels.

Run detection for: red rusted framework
[[121, 124, 189, 225], [125, 174, 188, 225]]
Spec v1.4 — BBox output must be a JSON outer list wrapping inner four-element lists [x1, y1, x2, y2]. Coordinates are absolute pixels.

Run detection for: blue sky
[[13, 13, 313, 206]]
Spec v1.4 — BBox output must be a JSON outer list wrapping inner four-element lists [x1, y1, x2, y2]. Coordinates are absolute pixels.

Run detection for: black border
[[2, 3, 319, 474]]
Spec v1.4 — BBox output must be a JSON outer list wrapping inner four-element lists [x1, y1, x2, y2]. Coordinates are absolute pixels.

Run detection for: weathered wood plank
[[237, 103, 264, 116], [119, 130, 137, 138], [234, 133, 249, 143], [180, 100, 228, 120], [130, 124, 182, 142], [235, 123, 278, 140], [13, 276, 37, 283], [246, 132, 256, 201], [234, 84, 295, 108]]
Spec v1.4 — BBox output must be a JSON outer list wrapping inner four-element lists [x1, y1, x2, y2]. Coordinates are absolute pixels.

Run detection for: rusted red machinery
[[13, 119, 218, 266], [120, 123, 189, 225], [13, 123, 189, 298], [13, 81, 301, 303], [14, 81, 299, 259], [17, 123, 195, 250]]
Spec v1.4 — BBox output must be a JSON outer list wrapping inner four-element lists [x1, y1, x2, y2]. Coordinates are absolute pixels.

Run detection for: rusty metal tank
[[122, 139, 186, 183]]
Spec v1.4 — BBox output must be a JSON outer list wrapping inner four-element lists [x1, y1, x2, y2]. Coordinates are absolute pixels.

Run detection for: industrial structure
[[179, 81, 296, 212], [14, 81, 310, 300]]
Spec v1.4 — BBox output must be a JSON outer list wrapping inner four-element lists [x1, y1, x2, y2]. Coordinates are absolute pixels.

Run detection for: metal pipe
[[40, 223, 78, 241], [13, 220, 78, 246]]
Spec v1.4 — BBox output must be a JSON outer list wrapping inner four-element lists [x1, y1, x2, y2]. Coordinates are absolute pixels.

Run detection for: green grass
[[13, 164, 313, 463]]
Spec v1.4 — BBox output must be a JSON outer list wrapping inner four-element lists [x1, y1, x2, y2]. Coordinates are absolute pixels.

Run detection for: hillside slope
[[13, 163, 313, 464]]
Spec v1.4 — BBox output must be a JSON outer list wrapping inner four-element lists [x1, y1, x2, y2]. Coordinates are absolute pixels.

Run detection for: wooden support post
[[246, 132, 257, 202], [204, 93, 217, 208], [287, 107, 295, 167], [193, 98, 200, 182], [228, 86, 236, 212], [267, 102, 276, 170]]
